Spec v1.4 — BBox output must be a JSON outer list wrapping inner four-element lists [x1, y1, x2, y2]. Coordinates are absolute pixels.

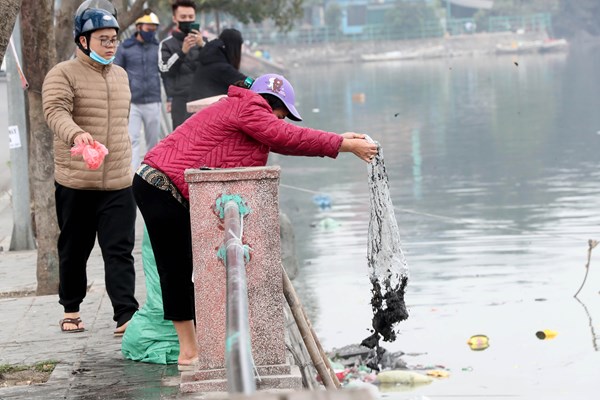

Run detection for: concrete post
[[181, 166, 302, 393], [6, 16, 35, 251]]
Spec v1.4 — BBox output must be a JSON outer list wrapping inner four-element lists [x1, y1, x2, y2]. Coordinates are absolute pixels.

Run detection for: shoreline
[[257, 31, 570, 69]]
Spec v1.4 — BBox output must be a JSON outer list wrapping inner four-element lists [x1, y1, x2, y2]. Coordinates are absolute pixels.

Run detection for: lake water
[[274, 45, 600, 398]]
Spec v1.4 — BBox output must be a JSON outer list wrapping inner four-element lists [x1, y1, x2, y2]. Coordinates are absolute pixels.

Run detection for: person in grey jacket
[[114, 11, 162, 169]]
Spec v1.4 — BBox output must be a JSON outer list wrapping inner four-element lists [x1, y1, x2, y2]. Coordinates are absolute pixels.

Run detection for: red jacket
[[144, 86, 343, 200]]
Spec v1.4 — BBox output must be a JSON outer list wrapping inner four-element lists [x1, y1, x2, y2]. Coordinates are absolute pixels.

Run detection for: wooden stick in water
[[282, 268, 337, 389], [301, 306, 342, 388], [574, 239, 598, 298]]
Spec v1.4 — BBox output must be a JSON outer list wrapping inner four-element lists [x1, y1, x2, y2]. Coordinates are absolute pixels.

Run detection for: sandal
[[177, 358, 199, 372], [59, 317, 85, 333], [113, 320, 129, 337]]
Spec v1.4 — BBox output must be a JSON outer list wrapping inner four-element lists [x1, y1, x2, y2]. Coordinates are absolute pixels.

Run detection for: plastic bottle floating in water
[[312, 194, 332, 209], [535, 329, 558, 340]]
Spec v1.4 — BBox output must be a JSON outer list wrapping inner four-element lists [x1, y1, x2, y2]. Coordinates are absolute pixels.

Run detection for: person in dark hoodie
[[189, 28, 246, 101], [114, 10, 162, 169]]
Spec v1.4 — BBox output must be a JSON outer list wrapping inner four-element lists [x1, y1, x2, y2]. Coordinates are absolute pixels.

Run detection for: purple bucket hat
[[250, 74, 302, 121]]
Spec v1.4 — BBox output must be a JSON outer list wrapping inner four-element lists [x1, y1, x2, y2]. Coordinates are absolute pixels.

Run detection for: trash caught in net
[[361, 137, 409, 368]]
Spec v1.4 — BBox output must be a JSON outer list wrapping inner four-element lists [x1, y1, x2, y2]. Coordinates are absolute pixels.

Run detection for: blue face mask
[[89, 50, 115, 65], [139, 30, 156, 43]]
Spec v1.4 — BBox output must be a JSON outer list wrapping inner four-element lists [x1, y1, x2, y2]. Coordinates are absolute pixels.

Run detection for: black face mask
[[178, 21, 193, 34]]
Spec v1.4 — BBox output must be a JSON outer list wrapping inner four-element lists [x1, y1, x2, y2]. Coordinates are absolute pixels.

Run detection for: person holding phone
[[158, 0, 205, 129]]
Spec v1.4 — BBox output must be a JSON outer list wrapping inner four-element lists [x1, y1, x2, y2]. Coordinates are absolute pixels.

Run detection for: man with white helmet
[[115, 9, 163, 169], [42, 0, 139, 336]]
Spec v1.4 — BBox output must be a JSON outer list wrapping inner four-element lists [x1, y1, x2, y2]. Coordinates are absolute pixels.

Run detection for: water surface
[[274, 46, 600, 398]]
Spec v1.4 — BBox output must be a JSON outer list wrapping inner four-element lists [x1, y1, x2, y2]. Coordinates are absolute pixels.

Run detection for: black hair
[[219, 28, 243, 70], [172, 0, 197, 14], [77, 32, 93, 54], [259, 93, 287, 113]]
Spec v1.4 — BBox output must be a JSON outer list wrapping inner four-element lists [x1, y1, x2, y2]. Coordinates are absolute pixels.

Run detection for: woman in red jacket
[[132, 73, 378, 369]]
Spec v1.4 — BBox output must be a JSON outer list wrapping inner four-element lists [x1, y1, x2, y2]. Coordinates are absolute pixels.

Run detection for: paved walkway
[[0, 192, 207, 400]]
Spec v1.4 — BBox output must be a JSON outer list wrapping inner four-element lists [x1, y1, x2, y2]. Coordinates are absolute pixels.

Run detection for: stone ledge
[[185, 166, 281, 183], [180, 366, 303, 393]]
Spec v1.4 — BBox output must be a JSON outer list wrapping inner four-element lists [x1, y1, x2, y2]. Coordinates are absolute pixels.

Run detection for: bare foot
[[177, 356, 199, 366], [114, 320, 129, 336], [60, 312, 84, 332], [177, 356, 199, 371]]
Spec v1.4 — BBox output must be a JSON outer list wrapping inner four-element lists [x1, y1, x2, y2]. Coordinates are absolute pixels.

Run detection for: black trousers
[[55, 183, 139, 327], [171, 95, 193, 130], [132, 175, 195, 321]]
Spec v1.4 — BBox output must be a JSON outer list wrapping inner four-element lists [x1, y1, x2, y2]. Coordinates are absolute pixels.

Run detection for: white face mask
[[89, 50, 115, 65]]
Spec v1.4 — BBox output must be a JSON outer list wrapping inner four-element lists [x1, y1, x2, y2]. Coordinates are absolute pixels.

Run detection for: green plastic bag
[[121, 226, 180, 364]]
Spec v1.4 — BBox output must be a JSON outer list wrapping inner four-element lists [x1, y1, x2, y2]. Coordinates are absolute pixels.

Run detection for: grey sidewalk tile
[[0, 211, 170, 399]]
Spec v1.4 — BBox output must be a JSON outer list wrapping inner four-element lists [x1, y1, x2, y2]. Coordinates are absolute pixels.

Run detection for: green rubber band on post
[[215, 194, 251, 219], [216, 244, 252, 264]]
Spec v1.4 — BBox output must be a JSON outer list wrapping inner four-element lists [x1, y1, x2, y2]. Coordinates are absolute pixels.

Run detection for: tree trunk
[[0, 0, 22, 66], [115, 0, 146, 32], [54, 0, 79, 62], [21, 0, 60, 295]]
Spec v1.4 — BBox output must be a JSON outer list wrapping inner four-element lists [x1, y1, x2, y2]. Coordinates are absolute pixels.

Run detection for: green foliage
[[33, 360, 58, 373], [0, 364, 28, 375], [197, 0, 304, 32], [0, 360, 57, 375], [384, 1, 441, 33], [325, 3, 342, 32]]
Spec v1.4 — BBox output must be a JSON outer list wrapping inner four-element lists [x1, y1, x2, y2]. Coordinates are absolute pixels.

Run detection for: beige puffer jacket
[[42, 50, 132, 190]]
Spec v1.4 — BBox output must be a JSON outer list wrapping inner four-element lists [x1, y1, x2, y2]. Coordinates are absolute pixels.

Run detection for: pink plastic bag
[[70, 141, 109, 170]]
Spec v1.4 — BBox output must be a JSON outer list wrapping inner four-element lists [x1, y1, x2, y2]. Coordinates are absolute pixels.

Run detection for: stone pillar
[[181, 166, 302, 393]]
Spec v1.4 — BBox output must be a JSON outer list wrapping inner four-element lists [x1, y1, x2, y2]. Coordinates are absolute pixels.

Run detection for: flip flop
[[59, 317, 85, 333], [177, 358, 199, 372], [113, 320, 129, 337]]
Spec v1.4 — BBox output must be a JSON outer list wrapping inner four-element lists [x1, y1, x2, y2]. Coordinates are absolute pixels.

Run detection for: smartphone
[[190, 23, 200, 32]]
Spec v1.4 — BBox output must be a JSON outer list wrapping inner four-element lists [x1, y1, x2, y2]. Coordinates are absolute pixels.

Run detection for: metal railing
[[488, 13, 552, 34], [243, 13, 553, 46], [223, 200, 256, 394]]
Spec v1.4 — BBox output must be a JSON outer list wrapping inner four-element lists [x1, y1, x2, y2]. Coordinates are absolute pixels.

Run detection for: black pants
[[55, 183, 139, 327], [132, 175, 195, 321], [171, 95, 193, 130]]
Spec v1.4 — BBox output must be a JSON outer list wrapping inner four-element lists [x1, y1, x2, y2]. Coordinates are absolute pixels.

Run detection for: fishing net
[[361, 137, 409, 358]]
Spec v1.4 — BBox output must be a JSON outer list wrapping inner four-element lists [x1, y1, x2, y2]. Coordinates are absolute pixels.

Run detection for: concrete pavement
[[0, 191, 204, 399]]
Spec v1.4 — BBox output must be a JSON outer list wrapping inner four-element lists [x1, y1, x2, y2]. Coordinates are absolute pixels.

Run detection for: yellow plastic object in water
[[376, 370, 433, 385], [536, 329, 558, 340], [467, 334, 489, 351], [426, 369, 450, 378]]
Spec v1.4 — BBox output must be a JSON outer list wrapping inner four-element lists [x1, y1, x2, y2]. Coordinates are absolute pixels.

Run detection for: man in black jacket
[[158, 0, 204, 129]]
